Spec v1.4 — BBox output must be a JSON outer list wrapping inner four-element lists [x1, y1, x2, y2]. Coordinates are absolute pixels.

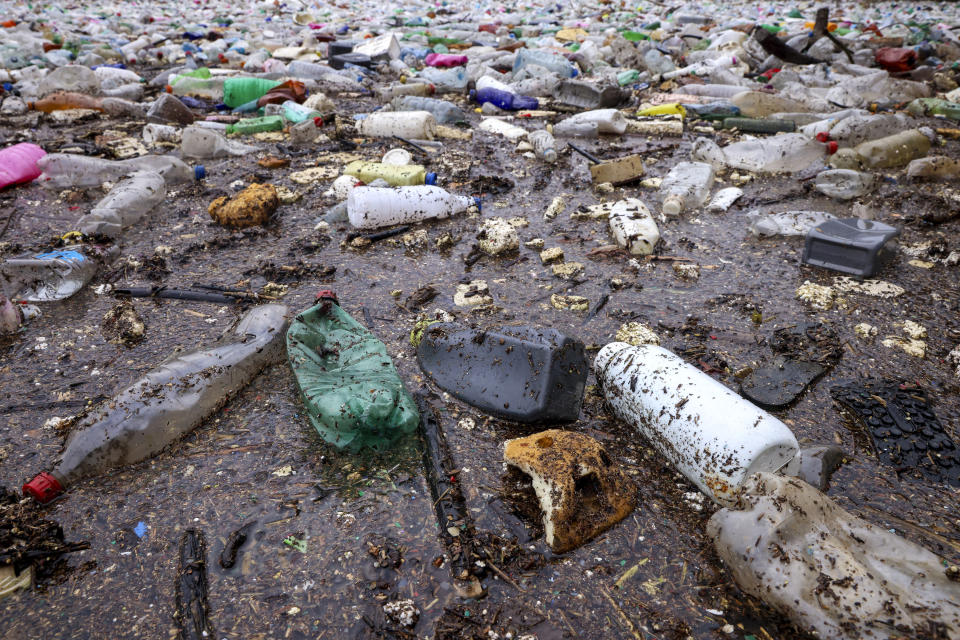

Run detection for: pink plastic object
[[424, 53, 468, 68], [0, 143, 46, 189]]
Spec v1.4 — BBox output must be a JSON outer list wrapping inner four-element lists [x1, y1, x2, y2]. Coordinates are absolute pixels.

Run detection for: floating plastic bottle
[[390, 96, 465, 124], [528, 130, 557, 163], [594, 342, 799, 505], [225, 115, 284, 136], [513, 48, 577, 79], [746, 210, 836, 237], [554, 109, 627, 136], [478, 117, 529, 141], [30, 91, 104, 113], [416, 66, 468, 93], [693, 133, 833, 174], [347, 185, 475, 230], [470, 87, 538, 111], [813, 169, 875, 200], [907, 156, 960, 180], [22, 305, 289, 503], [608, 198, 660, 256], [659, 162, 716, 216], [705, 187, 743, 213], [357, 111, 437, 139], [1, 245, 116, 302], [36, 153, 201, 189], [181, 126, 258, 158], [377, 82, 435, 101], [0, 143, 45, 189], [286, 293, 418, 451], [343, 161, 436, 187], [830, 129, 933, 170], [76, 171, 166, 238]]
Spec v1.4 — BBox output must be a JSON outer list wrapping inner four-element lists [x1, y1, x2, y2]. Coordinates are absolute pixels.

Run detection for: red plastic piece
[[22, 472, 63, 503], [315, 290, 339, 304], [875, 47, 917, 73], [826, 141, 839, 155]]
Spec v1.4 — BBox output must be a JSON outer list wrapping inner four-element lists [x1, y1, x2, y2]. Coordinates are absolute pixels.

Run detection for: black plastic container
[[802, 218, 899, 278], [417, 323, 588, 424]]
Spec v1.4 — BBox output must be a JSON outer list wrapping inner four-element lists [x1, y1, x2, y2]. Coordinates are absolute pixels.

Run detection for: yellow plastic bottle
[[343, 161, 437, 186], [636, 103, 687, 118]]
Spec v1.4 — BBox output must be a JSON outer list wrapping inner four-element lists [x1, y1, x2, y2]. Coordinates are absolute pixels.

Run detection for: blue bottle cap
[[2, 83, 11, 92], [468, 89, 476, 101], [194, 165, 206, 181], [425, 172, 437, 185], [473, 197, 482, 211]]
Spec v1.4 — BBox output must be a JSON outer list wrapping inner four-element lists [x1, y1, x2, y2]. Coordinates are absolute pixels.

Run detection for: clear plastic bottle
[[513, 48, 577, 79], [906, 156, 960, 180], [825, 113, 913, 147], [814, 169, 875, 200], [142, 124, 182, 145], [476, 74, 515, 94], [377, 82, 435, 101], [169, 75, 225, 101], [731, 91, 809, 118], [22, 305, 290, 503], [554, 109, 627, 135], [643, 49, 676, 76], [416, 66, 469, 93], [357, 111, 437, 139], [528, 130, 557, 163], [280, 100, 322, 124], [146, 93, 196, 126], [831, 129, 933, 170], [746, 210, 836, 237], [76, 171, 166, 238], [347, 186, 476, 230], [692, 134, 832, 174], [0, 245, 117, 302], [658, 162, 716, 215], [391, 96, 466, 124], [36, 153, 201, 189], [478, 117, 529, 141], [343, 161, 436, 186], [594, 342, 799, 505]]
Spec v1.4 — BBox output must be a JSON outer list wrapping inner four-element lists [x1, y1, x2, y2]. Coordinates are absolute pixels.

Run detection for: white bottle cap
[[662, 195, 683, 216]]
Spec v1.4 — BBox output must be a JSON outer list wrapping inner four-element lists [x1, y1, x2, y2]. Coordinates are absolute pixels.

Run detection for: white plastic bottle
[[76, 172, 166, 238], [478, 118, 529, 142], [180, 126, 258, 159], [554, 109, 627, 135], [347, 186, 476, 230], [813, 169, 875, 200], [705, 187, 743, 213], [528, 130, 557, 163], [608, 199, 660, 255], [658, 162, 715, 216], [142, 123, 182, 144], [746, 210, 836, 237], [594, 342, 799, 505], [357, 111, 437, 140]]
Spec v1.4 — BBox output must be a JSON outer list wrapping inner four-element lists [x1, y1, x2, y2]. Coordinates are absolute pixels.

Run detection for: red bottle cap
[[826, 141, 838, 155], [22, 472, 63, 503], [815, 132, 831, 143], [315, 290, 339, 305]]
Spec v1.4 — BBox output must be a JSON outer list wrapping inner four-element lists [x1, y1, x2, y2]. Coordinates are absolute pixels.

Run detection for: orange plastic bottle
[[30, 92, 104, 113]]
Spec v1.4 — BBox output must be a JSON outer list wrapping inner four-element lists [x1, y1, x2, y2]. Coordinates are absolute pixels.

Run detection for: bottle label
[[34, 250, 86, 264]]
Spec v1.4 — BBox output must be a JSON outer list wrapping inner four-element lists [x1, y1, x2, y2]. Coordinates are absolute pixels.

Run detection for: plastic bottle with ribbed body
[[347, 186, 475, 230]]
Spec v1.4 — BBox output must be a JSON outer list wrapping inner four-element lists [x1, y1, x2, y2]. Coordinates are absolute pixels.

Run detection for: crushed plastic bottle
[[814, 169, 875, 200], [76, 171, 166, 238], [286, 293, 418, 451], [658, 162, 716, 216], [747, 210, 837, 237], [1, 245, 118, 302], [36, 153, 201, 188], [22, 305, 289, 503]]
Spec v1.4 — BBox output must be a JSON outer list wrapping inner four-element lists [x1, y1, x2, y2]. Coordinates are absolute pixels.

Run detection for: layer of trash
[[1, 0, 959, 638]]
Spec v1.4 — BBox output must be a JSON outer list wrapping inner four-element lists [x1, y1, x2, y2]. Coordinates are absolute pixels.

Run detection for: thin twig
[[484, 558, 525, 592], [600, 586, 642, 640]]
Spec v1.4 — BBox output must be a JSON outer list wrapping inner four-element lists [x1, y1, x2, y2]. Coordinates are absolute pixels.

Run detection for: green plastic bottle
[[617, 69, 640, 86], [226, 115, 284, 135], [343, 161, 437, 186], [907, 98, 960, 120], [287, 293, 420, 451], [222, 77, 281, 109], [621, 31, 649, 42]]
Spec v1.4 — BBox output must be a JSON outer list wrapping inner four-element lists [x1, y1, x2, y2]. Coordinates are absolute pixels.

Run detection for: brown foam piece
[[504, 429, 636, 553]]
